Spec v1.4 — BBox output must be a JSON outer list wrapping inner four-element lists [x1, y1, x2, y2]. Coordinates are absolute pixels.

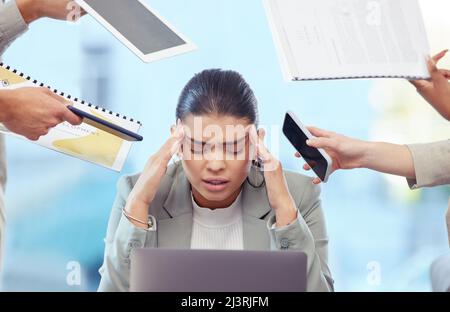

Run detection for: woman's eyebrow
[[224, 136, 247, 146], [185, 134, 248, 146]]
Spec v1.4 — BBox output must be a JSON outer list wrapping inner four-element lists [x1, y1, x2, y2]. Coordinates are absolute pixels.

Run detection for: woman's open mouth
[[202, 178, 230, 192]]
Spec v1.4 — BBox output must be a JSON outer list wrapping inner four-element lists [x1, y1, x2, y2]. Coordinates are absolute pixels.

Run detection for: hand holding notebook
[[0, 86, 83, 140], [0, 63, 142, 171]]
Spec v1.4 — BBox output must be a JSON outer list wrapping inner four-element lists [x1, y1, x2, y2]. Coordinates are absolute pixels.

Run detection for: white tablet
[[75, 0, 197, 63]]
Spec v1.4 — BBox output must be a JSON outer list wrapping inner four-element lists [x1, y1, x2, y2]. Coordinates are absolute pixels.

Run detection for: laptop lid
[[130, 248, 307, 292]]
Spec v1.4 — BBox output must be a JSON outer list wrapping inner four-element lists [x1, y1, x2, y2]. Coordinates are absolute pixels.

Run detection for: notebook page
[[272, 0, 430, 80]]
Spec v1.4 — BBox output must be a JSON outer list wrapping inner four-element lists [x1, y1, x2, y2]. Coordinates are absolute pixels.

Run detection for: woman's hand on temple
[[124, 121, 185, 228], [249, 125, 298, 227]]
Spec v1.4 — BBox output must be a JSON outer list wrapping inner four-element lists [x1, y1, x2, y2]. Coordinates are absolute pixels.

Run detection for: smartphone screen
[[282, 113, 329, 181]]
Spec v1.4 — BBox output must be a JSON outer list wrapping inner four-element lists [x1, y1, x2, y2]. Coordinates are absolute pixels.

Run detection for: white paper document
[[264, 0, 430, 81]]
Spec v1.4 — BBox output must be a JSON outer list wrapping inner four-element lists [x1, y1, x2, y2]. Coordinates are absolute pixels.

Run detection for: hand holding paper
[[409, 50, 450, 120], [264, 0, 431, 80]]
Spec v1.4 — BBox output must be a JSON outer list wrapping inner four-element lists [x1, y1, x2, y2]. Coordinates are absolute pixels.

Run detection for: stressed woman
[[98, 69, 334, 292]]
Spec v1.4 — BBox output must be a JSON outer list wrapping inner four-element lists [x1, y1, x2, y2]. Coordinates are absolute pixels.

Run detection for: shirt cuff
[[405, 142, 450, 189], [269, 210, 298, 230], [122, 213, 157, 232], [267, 211, 313, 250], [114, 214, 156, 265], [0, 1, 28, 54]]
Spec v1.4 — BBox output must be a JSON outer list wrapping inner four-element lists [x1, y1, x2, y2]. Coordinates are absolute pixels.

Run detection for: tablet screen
[[83, 0, 187, 54]]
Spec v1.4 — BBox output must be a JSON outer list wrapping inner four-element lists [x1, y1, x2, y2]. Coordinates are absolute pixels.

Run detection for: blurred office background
[[1, 0, 449, 291]]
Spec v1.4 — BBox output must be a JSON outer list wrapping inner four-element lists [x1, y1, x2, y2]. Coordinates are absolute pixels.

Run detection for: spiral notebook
[[0, 63, 141, 171], [264, 0, 431, 81]]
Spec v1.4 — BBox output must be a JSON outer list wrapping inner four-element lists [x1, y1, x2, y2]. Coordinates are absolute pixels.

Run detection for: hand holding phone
[[282, 111, 333, 183]]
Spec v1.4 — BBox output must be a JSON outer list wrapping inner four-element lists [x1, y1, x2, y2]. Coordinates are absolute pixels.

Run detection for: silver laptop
[[130, 248, 307, 292]]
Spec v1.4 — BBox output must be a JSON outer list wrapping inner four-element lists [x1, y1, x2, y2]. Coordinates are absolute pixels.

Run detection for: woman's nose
[[206, 159, 226, 172], [204, 145, 226, 171]]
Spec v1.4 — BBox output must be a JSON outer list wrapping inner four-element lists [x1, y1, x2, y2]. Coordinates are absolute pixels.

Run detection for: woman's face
[[176, 114, 254, 209]]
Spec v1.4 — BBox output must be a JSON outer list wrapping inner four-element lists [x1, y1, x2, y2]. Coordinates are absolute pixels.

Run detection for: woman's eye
[[189, 143, 204, 154], [188, 142, 246, 156], [226, 145, 244, 155]]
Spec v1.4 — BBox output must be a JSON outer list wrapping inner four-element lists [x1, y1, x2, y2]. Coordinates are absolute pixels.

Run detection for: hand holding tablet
[[75, 0, 196, 62]]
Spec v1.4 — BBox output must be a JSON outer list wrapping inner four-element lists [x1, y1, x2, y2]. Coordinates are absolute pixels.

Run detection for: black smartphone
[[282, 111, 332, 182]]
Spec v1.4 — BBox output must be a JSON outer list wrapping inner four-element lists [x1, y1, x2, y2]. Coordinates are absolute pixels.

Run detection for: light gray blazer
[[0, 0, 28, 271], [407, 140, 450, 292], [98, 162, 334, 292]]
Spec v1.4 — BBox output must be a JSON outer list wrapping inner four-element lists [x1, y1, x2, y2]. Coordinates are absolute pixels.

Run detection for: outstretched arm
[[295, 127, 415, 184]]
